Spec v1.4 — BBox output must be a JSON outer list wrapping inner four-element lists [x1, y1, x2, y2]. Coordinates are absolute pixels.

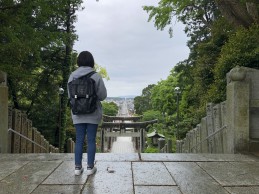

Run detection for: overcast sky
[[74, 0, 190, 97]]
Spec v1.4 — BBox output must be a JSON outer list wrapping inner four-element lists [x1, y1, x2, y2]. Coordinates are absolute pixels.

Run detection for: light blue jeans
[[74, 123, 98, 168]]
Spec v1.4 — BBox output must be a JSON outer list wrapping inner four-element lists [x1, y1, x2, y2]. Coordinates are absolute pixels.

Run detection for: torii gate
[[100, 115, 157, 152]]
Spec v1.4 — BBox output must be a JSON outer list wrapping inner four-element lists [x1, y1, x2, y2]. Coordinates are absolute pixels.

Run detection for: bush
[[144, 146, 159, 153]]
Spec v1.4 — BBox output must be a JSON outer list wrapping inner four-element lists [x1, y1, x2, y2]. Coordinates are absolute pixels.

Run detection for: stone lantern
[[147, 130, 165, 146]]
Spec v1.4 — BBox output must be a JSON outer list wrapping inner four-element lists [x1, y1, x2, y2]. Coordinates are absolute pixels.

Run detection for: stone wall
[[177, 66, 259, 154]]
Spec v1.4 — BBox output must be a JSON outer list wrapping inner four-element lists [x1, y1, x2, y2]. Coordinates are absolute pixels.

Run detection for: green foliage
[[0, 0, 84, 150], [134, 84, 155, 114], [141, 0, 259, 142], [144, 146, 159, 153], [144, 0, 220, 43], [102, 101, 119, 116], [94, 63, 110, 80], [150, 71, 180, 115], [142, 110, 163, 121], [208, 24, 259, 103]]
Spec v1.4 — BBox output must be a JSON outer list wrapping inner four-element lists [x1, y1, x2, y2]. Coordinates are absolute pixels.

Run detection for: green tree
[[0, 0, 85, 150], [134, 84, 155, 114], [208, 24, 259, 103], [102, 101, 119, 116]]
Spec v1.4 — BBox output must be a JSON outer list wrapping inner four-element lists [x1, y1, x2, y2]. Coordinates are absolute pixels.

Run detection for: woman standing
[[67, 51, 107, 176]]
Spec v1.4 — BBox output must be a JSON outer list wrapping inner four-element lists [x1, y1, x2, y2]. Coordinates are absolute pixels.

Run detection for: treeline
[[0, 0, 110, 151], [135, 0, 259, 139]]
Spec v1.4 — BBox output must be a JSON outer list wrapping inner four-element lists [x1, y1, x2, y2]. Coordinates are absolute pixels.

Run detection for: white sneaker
[[87, 166, 97, 175], [75, 166, 84, 176]]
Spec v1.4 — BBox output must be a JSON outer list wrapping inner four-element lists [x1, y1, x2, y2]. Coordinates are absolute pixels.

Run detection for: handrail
[[189, 125, 227, 151], [8, 128, 47, 151]]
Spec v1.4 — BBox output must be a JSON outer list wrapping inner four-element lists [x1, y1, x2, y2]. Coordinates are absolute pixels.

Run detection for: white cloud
[[74, 0, 190, 97]]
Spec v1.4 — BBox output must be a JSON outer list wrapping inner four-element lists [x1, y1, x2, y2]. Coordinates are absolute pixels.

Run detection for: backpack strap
[[79, 71, 96, 79]]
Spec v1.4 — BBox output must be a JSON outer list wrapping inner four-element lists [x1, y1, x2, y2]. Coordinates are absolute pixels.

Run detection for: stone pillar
[[8, 106, 13, 153], [189, 130, 194, 153], [67, 138, 73, 153], [201, 117, 208, 153], [226, 66, 250, 153], [196, 124, 201, 153], [20, 113, 28, 153], [182, 138, 186, 153], [40, 135, 45, 153], [192, 129, 197, 153], [49, 145, 54, 153], [27, 120, 33, 153], [32, 127, 36, 153], [13, 109, 22, 153], [46, 141, 50, 153], [185, 132, 191, 153], [158, 138, 165, 152], [176, 140, 180, 153], [221, 101, 228, 153], [0, 71, 9, 153], [213, 104, 223, 153], [206, 103, 215, 153]]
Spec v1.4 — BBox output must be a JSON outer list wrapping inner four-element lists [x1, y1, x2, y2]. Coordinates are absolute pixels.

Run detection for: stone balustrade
[[177, 66, 259, 154]]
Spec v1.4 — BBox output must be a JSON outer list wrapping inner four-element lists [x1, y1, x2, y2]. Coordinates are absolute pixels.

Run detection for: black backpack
[[68, 71, 97, 115]]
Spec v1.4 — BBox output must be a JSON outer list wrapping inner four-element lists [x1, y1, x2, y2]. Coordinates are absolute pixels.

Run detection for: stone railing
[[0, 71, 61, 153], [7, 107, 59, 153], [176, 66, 259, 154], [66, 138, 75, 153], [158, 138, 173, 153], [176, 102, 227, 153]]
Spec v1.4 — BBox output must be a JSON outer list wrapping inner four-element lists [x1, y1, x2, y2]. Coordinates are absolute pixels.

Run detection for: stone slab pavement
[[0, 153, 259, 194], [111, 137, 135, 153]]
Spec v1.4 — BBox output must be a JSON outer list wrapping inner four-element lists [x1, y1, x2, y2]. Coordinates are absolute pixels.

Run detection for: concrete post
[[226, 66, 250, 153], [0, 71, 8, 153]]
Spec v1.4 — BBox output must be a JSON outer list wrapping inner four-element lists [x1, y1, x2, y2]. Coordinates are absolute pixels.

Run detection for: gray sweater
[[67, 66, 107, 124]]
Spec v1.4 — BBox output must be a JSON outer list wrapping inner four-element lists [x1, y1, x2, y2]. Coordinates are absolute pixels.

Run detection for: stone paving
[[0, 153, 259, 194], [111, 137, 135, 153]]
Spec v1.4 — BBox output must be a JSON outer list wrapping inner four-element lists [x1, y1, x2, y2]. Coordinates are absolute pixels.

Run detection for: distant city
[[105, 97, 135, 115]]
